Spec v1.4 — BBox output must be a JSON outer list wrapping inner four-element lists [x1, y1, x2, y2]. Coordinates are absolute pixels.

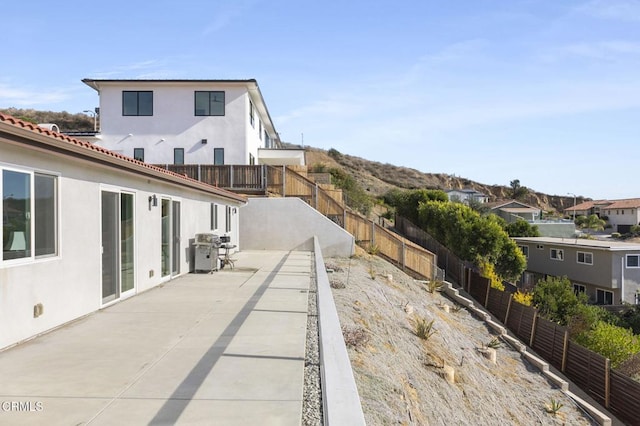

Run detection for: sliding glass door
[[101, 191, 135, 304]]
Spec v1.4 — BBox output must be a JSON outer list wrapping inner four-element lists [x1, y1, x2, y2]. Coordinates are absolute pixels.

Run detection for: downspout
[[621, 257, 625, 304]]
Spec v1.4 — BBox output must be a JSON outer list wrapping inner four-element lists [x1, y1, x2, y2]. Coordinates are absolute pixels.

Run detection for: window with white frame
[[225, 206, 231, 233], [2, 168, 58, 261], [249, 100, 255, 127], [627, 254, 640, 268], [596, 289, 613, 305], [518, 245, 529, 258], [550, 248, 564, 261], [577, 251, 593, 265]]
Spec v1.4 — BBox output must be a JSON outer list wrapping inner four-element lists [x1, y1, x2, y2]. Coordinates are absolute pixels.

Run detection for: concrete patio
[[0, 250, 311, 425]]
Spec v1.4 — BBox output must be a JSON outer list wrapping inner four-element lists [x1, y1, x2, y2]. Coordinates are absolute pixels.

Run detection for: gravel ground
[[325, 247, 597, 426], [302, 258, 322, 426]]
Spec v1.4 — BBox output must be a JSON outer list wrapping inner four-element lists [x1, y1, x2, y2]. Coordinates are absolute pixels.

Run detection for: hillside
[[302, 145, 581, 214], [329, 248, 595, 425]]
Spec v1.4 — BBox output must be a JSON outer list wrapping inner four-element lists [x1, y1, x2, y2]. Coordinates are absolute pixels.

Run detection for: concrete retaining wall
[[314, 237, 366, 425], [240, 197, 354, 257]]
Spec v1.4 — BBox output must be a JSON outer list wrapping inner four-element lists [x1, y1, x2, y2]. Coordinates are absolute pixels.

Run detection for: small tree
[[533, 276, 587, 326], [504, 219, 540, 237], [509, 179, 528, 200], [576, 214, 606, 233]]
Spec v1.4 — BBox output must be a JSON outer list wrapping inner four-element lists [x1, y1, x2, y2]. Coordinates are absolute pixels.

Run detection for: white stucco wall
[[90, 82, 275, 166], [0, 141, 241, 349], [239, 198, 354, 257]]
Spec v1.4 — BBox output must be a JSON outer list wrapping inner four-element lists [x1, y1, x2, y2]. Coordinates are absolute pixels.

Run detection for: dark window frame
[[194, 91, 225, 116], [122, 91, 153, 116], [174, 148, 185, 165], [133, 148, 144, 162], [214, 148, 224, 165]]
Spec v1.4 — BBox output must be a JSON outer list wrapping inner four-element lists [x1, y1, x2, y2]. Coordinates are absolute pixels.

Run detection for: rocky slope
[[302, 146, 582, 214], [328, 248, 596, 425]]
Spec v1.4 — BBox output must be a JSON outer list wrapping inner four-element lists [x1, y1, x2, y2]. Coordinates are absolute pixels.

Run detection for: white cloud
[[579, 0, 640, 22], [0, 84, 71, 107], [202, 0, 259, 35]]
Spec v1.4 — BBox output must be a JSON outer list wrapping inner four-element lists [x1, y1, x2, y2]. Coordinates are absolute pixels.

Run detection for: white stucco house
[[445, 188, 489, 204], [81, 79, 305, 166], [565, 198, 640, 234], [0, 113, 246, 350]]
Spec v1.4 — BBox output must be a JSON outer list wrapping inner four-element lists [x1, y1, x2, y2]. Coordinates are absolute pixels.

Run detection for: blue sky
[[2, 0, 639, 200]]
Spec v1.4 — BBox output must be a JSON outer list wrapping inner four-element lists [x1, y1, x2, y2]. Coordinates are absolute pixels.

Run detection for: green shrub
[[575, 321, 640, 368]]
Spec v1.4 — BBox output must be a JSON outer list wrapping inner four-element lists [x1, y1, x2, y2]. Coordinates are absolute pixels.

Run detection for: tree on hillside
[[504, 219, 540, 237], [328, 167, 373, 215], [509, 179, 528, 200], [417, 200, 526, 282], [384, 189, 447, 224]]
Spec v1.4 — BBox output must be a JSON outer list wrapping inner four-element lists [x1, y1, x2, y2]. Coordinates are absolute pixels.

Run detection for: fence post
[[504, 294, 513, 324], [371, 221, 376, 248], [529, 314, 538, 348], [605, 358, 610, 408], [282, 165, 286, 196], [315, 183, 318, 210], [230, 165, 234, 188], [484, 279, 491, 307], [401, 240, 406, 271], [561, 330, 569, 372], [198, 164, 201, 181]]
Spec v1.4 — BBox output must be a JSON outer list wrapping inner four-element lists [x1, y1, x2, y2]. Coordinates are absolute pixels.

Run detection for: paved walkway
[[0, 250, 311, 426]]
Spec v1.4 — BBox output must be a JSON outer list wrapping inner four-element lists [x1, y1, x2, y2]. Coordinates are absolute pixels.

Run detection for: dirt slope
[[328, 249, 595, 425], [303, 146, 582, 214]]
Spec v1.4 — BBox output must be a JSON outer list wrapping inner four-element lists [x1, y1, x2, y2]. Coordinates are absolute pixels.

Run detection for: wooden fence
[[157, 164, 438, 280], [392, 213, 640, 425], [464, 269, 640, 425]]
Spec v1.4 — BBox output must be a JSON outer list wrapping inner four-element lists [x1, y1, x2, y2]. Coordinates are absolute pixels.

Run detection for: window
[[214, 148, 224, 165], [225, 206, 231, 233], [573, 284, 586, 295], [249, 153, 255, 166], [174, 148, 184, 165], [195, 91, 225, 116], [596, 289, 613, 305], [550, 248, 564, 261], [627, 254, 640, 268], [249, 100, 255, 127], [2, 169, 57, 261], [259, 120, 263, 139], [34, 174, 57, 257], [123, 91, 153, 116], [133, 148, 144, 162], [518, 245, 529, 258], [577, 251, 593, 265], [265, 132, 271, 148], [210, 203, 218, 230]]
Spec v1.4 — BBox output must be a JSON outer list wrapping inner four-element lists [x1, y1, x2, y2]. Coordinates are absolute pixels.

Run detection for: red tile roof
[[0, 113, 246, 204], [606, 199, 640, 209]]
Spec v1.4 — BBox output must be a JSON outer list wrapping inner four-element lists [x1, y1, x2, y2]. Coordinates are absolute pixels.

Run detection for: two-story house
[[514, 236, 640, 305], [81, 79, 304, 166], [565, 198, 640, 233]]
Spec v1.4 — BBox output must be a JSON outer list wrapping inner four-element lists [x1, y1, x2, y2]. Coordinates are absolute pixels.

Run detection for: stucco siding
[[0, 139, 241, 349]]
